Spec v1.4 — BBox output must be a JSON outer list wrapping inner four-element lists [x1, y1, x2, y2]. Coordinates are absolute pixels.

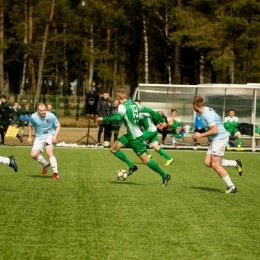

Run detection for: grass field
[[0, 147, 259, 259]]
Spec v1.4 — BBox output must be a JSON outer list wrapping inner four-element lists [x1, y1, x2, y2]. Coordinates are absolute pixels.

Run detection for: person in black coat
[[96, 92, 111, 146], [0, 95, 13, 145]]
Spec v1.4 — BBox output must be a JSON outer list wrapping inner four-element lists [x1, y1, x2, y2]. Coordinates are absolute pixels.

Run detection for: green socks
[[147, 159, 168, 178], [158, 148, 172, 160], [113, 150, 134, 168]]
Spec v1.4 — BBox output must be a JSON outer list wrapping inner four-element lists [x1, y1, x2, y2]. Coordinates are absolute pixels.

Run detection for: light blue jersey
[[29, 111, 59, 138], [201, 107, 228, 141]]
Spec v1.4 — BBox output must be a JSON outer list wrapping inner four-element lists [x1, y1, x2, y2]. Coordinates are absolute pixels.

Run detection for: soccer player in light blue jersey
[[27, 103, 61, 180], [192, 96, 242, 194]]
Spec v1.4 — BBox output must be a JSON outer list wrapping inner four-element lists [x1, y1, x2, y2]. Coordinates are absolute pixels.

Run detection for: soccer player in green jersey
[[224, 109, 244, 151], [97, 89, 171, 186], [134, 100, 174, 166]]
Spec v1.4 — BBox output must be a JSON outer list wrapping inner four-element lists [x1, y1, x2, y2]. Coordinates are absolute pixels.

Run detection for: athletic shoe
[[165, 158, 174, 166], [226, 146, 231, 151], [162, 174, 171, 186], [225, 186, 237, 194], [42, 162, 51, 175], [53, 173, 59, 180], [147, 154, 153, 159], [236, 147, 244, 151], [96, 143, 102, 146], [127, 165, 138, 176], [9, 156, 18, 172], [160, 141, 165, 145], [235, 159, 243, 176]]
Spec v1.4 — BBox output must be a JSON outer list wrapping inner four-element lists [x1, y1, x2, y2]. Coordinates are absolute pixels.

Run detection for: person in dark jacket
[[107, 99, 122, 143], [96, 92, 111, 146], [0, 95, 14, 145]]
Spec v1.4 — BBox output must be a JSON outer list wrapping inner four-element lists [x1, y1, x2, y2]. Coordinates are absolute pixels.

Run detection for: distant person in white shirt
[[27, 103, 61, 180]]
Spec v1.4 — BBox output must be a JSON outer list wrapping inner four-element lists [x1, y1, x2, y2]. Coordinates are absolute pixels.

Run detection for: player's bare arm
[[192, 124, 218, 139], [27, 124, 33, 145]]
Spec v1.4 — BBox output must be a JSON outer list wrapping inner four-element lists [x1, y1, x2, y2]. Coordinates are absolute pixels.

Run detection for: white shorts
[[32, 136, 54, 152], [206, 136, 228, 157]]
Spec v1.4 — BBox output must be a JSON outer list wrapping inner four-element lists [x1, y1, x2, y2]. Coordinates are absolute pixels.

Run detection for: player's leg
[[31, 138, 50, 174], [45, 136, 59, 180], [236, 131, 244, 151], [149, 133, 174, 165], [205, 137, 237, 193], [142, 130, 154, 158], [97, 124, 104, 145], [0, 155, 18, 172], [132, 138, 171, 186], [110, 135, 137, 175]]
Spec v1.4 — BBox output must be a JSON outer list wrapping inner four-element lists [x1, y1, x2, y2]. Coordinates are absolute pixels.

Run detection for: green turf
[[0, 147, 259, 259]]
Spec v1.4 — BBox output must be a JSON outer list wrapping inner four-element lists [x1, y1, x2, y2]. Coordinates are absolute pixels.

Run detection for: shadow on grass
[[110, 181, 143, 185], [28, 175, 53, 179], [188, 186, 223, 193]]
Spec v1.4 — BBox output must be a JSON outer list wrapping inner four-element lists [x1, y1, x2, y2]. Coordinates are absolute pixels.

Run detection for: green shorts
[[142, 129, 158, 143], [118, 134, 146, 156]]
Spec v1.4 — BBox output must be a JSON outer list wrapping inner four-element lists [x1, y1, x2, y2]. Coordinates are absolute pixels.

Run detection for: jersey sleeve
[[102, 104, 125, 122]]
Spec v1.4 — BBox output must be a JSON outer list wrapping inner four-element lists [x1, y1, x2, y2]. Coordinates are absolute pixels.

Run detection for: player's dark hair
[[171, 108, 177, 112]]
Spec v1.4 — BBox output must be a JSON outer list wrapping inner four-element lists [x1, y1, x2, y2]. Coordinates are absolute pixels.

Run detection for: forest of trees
[[1, 0, 260, 104]]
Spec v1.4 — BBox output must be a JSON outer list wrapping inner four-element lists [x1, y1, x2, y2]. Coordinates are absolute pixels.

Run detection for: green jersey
[[102, 100, 142, 140]]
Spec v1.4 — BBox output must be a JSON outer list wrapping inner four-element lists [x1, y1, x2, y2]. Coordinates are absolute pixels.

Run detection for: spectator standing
[[107, 99, 122, 143], [47, 103, 56, 116], [96, 92, 111, 146], [0, 95, 13, 145], [224, 109, 243, 151]]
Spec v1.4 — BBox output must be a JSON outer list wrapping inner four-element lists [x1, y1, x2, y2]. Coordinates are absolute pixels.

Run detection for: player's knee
[[204, 161, 211, 167]]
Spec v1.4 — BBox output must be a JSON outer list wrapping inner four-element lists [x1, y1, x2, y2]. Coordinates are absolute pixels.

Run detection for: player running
[[97, 89, 171, 186], [134, 99, 174, 166], [192, 96, 243, 194], [27, 103, 61, 180]]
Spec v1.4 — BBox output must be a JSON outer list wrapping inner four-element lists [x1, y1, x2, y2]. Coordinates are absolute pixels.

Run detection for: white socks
[[0, 156, 9, 165], [220, 159, 237, 167], [50, 156, 58, 173]]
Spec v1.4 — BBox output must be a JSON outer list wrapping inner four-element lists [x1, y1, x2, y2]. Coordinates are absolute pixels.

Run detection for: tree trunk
[[113, 38, 118, 92], [20, 0, 28, 96], [0, 7, 4, 94], [34, 0, 55, 107], [143, 14, 149, 84], [88, 24, 94, 94]]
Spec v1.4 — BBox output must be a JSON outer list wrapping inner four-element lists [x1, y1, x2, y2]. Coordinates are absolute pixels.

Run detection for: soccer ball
[[103, 141, 110, 147], [116, 169, 128, 180]]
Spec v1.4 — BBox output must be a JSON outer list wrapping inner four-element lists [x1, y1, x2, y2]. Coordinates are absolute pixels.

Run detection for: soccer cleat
[[165, 158, 174, 166], [9, 156, 18, 172], [226, 146, 231, 151], [162, 174, 171, 186], [236, 147, 244, 151], [235, 159, 243, 176], [147, 154, 153, 159], [127, 165, 138, 176], [42, 162, 51, 175], [53, 173, 59, 180], [225, 186, 237, 194]]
